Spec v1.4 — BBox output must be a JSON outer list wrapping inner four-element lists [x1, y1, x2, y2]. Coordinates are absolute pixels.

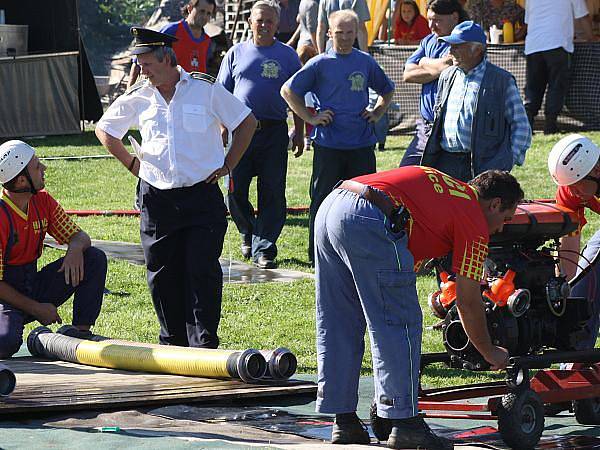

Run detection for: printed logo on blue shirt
[[348, 72, 366, 92], [261, 60, 282, 79]]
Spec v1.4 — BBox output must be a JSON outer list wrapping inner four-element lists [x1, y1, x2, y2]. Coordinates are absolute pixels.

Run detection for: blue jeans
[[399, 118, 433, 167], [368, 88, 389, 147], [0, 247, 107, 358], [571, 229, 600, 350], [227, 124, 289, 260], [315, 188, 422, 419]]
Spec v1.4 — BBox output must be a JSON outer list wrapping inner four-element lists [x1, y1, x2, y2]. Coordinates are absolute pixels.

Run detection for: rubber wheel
[[497, 389, 545, 450], [369, 400, 393, 442], [574, 397, 600, 425]]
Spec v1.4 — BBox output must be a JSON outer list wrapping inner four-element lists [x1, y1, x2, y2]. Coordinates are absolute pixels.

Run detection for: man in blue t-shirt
[[399, 0, 468, 167], [281, 9, 394, 263], [217, 0, 303, 270]]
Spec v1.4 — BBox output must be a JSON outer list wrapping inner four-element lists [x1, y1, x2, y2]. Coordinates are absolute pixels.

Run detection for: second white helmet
[[0, 140, 35, 184], [548, 134, 600, 186]]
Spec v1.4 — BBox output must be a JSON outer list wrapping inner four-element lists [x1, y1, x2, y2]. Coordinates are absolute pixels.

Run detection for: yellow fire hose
[[27, 326, 267, 383], [56, 326, 298, 380]]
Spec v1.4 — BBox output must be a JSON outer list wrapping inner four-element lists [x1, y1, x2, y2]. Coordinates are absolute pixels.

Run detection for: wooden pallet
[[0, 357, 316, 415]]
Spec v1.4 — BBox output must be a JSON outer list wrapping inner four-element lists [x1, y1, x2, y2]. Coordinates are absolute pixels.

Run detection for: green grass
[[21, 130, 600, 388]]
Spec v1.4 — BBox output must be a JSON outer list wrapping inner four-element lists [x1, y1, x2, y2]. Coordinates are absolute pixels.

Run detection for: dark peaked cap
[[130, 27, 178, 55]]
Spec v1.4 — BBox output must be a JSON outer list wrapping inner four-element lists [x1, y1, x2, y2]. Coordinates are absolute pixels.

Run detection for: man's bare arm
[[0, 281, 61, 325], [576, 14, 597, 42], [559, 234, 581, 281], [281, 85, 333, 126], [357, 20, 369, 51], [403, 55, 453, 84], [455, 275, 509, 370], [95, 128, 139, 175], [316, 21, 327, 53]]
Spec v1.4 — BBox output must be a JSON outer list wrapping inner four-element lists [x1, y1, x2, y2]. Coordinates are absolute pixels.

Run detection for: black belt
[[337, 180, 410, 232], [256, 119, 287, 130]]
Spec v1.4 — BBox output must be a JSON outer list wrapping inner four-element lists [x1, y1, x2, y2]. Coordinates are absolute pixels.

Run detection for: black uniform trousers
[[308, 143, 376, 262], [139, 179, 227, 349], [524, 47, 572, 121], [227, 123, 289, 260]]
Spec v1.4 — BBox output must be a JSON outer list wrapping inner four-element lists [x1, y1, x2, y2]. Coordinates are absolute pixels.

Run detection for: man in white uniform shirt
[[523, 0, 596, 134], [95, 28, 257, 349]]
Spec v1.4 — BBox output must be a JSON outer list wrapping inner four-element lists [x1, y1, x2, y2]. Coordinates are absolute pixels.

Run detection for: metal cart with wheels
[[371, 350, 600, 449]]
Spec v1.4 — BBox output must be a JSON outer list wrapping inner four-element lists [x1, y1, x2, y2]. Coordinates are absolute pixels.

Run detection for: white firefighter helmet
[[0, 140, 35, 184], [548, 134, 600, 186]]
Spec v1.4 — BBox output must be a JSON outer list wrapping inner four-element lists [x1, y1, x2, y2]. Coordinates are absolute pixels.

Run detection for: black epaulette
[[125, 80, 146, 95], [190, 72, 216, 84]]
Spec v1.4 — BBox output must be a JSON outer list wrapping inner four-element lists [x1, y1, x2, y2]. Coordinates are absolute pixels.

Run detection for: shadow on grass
[[27, 130, 100, 148], [422, 364, 504, 381], [29, 130, 143, 149], [285, 216, 309, 228], [279, 257, 313, 269]]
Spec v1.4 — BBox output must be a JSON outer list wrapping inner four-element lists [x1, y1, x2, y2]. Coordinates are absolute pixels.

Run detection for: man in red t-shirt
[[0, 141, 107, 358], [314, 166, 523, 448], [549, 134, 600, 350], [128, 0, 216, 88]]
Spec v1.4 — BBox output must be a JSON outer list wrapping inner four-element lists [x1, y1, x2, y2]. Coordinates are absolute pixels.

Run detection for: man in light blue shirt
[[281, 10, 394, 263], [218, 0, 303, 269], [421, 21, 531, 182]]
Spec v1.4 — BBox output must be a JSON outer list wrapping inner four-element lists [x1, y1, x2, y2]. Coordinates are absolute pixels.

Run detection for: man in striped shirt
[[421, 21, 531, 182]]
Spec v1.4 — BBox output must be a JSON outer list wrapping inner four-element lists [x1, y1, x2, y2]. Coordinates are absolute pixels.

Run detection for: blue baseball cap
[[439, 21, 487, 45]]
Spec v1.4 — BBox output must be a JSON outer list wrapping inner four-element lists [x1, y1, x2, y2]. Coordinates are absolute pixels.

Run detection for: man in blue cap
[[420, 20, 531, 182]]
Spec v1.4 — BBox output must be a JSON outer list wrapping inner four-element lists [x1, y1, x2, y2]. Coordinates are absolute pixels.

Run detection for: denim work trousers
[[571, 229, 600, 350], [308, 144, 376, 262], [315, 188, 422, 418], [0, 247, 107, 358], [227, 123, 289, 260]]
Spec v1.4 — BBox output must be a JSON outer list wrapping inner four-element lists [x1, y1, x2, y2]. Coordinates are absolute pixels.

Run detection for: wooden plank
[[0, 357, 316, 415]]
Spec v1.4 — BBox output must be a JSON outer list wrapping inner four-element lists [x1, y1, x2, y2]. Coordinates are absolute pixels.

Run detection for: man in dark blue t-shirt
[[281, 9, 394, 263], [399, 0, 468, 167], [218, 0, 302, 269]]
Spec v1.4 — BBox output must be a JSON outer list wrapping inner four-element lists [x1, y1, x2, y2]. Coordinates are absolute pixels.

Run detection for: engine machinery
[[428, 201, 592, 371]]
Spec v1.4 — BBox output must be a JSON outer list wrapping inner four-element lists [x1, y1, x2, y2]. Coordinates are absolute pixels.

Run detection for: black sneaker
[[332, 413, 371, 445], [255, 255, 276, 269], [241, 241, 252, 259], [387, 416, 453, 449], [58, 325, 94, 340], [543, 117, 559, 135]]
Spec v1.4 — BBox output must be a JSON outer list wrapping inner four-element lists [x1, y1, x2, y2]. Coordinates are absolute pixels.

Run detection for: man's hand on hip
[[361, 108, 382, 123], [309, 110, 334, 126]]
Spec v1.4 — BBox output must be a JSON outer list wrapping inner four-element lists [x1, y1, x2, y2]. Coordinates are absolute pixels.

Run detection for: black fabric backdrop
[[0, 0, 102, 137]]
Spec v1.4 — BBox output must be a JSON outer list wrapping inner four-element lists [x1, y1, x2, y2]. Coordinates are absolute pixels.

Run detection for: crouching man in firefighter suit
[[548, 134, 600, 350], [0, 140, 107, 358]]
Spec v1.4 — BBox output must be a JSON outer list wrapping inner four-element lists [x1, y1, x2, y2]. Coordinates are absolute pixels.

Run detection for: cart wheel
[[574, 397, 600, 424], [369, 400, 393, 442], [497, 389, 544, 450]]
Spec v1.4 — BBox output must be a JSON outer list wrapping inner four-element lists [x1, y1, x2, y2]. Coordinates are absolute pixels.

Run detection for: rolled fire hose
[[27, 326, 266, 383], [0, 363, 16, 398], [260, 348, 297, 380], [56, 326, 298, 380]]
